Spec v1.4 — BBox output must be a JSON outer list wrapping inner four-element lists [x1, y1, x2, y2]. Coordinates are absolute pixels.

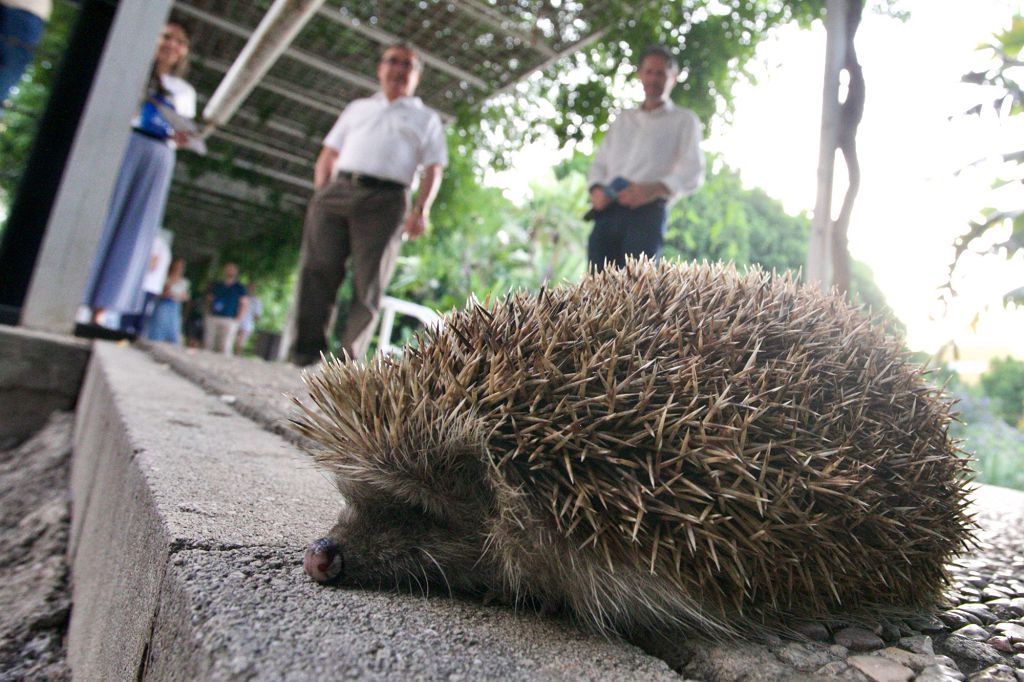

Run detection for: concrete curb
[[0, 324, 90, 445], [68, 342, 678, 680]]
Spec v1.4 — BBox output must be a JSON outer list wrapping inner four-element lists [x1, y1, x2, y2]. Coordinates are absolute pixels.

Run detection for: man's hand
[[618, 182, 666, 208], [314, 147, 340, 190], [403, 164, 442, 240], [589, 186, 611, 211], [403, 210, 427, 240]]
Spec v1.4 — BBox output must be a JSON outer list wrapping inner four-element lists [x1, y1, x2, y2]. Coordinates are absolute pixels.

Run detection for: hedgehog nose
[[304, 537, 344, 584]]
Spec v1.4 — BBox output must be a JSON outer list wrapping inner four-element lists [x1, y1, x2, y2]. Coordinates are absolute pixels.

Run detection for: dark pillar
[[0, 0, 115, 325]]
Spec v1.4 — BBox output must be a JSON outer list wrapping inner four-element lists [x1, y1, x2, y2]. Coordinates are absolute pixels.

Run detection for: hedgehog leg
[[304, 537, 344, 584]]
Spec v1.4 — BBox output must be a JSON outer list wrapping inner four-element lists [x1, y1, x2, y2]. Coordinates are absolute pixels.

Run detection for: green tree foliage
[[450, 1, 828, 172], [665, 160, 809, 270], [949, 14, 1024, 306], [388, 140, 592, 313], [980, 355, 1024, 428]]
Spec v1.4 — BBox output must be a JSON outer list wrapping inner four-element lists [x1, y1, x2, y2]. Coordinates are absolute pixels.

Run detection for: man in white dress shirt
[[290, 42, 447, 365], [586, 45, 705, 271]]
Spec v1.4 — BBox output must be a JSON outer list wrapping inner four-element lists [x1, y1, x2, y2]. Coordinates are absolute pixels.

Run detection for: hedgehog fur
[[293, 259, 974, 637]]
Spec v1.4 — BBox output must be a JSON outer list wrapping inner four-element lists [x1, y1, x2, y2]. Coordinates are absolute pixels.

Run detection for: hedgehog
[[292, 258, 974, 637]]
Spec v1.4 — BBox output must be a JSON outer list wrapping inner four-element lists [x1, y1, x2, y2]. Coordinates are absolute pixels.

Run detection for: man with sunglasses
[[289, 43, 447, 366]]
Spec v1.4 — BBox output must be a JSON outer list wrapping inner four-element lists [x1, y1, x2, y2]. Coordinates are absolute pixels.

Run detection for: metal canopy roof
[[164, 0, 614, 264]]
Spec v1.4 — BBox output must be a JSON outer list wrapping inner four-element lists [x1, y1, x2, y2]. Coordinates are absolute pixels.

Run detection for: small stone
[[983, 586, 1014, 600], [959, 603, 997, 624], [836, 627, 886, 651], [942, 635, 1005, 667], [879, 622, 903, 643], [815, 661, 858, 677], [1012, 653, 1024, 668], [941, 611, 975, 629], [916, 665, 966, 682], [848, 654, 914, 682], [990, 636, 1016, 653], [967, 664, 1017, 681], [793, 621, 831, 642], [899, 635, 935, 656], [988, 600, 1024, 620], [954, 624, 994, 641], [877, 646, 935, 672], [907, 615, 947, 633], [995, 623, 1024, 644], [773, 642, 835, 671]]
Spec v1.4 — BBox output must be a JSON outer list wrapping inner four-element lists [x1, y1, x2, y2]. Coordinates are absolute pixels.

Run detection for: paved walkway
[[136, 342, 1024, 679]]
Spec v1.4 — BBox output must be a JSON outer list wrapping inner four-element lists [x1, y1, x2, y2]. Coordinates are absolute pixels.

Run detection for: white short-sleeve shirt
[[324, 93, 448, 187]]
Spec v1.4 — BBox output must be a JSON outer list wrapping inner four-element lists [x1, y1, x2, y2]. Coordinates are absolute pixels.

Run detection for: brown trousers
[[291, 176, 407, 362]]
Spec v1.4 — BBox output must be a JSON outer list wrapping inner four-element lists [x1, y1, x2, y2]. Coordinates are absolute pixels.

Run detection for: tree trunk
[[808, 0, 864, 298]]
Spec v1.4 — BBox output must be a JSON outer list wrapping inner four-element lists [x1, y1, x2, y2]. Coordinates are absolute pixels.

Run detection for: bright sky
[[707, 0, 1024, 357], [495, 1, 1024, 361]]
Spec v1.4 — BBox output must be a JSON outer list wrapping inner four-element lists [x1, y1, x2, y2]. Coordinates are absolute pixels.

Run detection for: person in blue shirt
[[203, 262, 248, 355]]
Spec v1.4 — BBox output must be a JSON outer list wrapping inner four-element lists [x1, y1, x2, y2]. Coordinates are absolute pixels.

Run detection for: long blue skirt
[[84, 132, 175, 313]]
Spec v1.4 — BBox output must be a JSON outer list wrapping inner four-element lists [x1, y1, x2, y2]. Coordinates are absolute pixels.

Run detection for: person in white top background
[[586, 45, 705, 272], [82, 20, 197, 329], [289, 42, 447, 366]]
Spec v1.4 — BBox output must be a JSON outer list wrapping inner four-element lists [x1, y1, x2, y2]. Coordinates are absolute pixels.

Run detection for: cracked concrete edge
[[68, 341, 682, 680], [69, 346, 170, 680], [67, 342, 337, 680], [0, 324, 91, 444]]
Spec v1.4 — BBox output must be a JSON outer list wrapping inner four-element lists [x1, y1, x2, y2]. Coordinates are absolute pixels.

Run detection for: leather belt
[[338, 171, 406, 191], [132, 127, 170, 142]]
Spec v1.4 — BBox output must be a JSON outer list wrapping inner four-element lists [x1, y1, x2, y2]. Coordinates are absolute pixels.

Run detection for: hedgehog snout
[[304, 537, 344, 584]]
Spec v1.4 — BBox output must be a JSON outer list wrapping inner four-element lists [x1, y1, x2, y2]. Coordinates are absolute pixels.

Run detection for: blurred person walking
[[146, 256, 189, 344], [204, 262, 247, 355], [234, 280, 262, 355]]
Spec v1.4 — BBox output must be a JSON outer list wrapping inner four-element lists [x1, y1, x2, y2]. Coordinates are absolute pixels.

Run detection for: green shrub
[[980, 355, 1024, 428]]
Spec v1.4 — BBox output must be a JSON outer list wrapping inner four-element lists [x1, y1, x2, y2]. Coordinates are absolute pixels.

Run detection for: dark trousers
[[587, 200, 668, 272], [291, 177, 407, 363]]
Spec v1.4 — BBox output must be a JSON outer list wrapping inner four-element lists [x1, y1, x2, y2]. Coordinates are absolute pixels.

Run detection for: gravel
[[0, 412, 73, 681]]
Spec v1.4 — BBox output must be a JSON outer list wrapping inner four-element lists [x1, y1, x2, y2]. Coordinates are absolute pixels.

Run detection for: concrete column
[[20, 0, 175, 334]]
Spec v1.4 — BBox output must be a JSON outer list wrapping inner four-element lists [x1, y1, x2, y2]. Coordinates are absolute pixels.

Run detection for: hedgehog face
[[304, 495, 494, 597]]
